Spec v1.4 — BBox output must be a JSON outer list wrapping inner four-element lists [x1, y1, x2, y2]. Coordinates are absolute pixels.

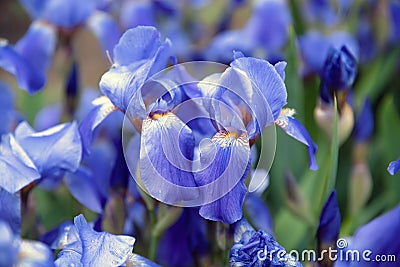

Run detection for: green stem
[[148, 210, 158, 261]]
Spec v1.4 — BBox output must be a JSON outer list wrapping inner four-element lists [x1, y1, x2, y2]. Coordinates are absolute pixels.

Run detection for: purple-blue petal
[[0, 190, 21, 234], [127, 254, 163, 267], [79, 96, 119, 155], [354, 98, 374, 142], [231, 57, 287, 121], [113, 26, 170, 68], [317, 190, 341, 245], [244, 194, 273, 234], [276, 115, 318, 170], [120, 0, 156, 30], [0, 134, 40, 193], [87, 11, 121, 58], [0, 220, 20, 266], [41, 0, 97, 28], [74, 214, 135, 266], [64, 167, 104, 213], [15, 21, 56, 76], [34, 104, 62, 131], [157, 208, 208, 267], [14, 121, 82, 177], [388, 157, 400, 176], [139, 113, 198, 204], [0, 41, 45, 94], [17, 240, 55, 266], [349, 205, 400, 265], [194, 132, 251, 224]]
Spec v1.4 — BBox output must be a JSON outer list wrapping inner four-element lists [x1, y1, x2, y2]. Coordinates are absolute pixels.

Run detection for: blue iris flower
[[194, 54, 317, 224], [335, 205, 400, 267], [0, 121, 82, 193], [317, 190, 341, 248], [0, 80, 22, 136], [230, 218, 303, 267], [319, 46, 357, 105], [207, 0, 291, 63], [299, 30, 359, 76], [157, 208, 209, 267], [0, 22, 56, 93], [55, 214, 159, 267], [1, 0, 121, 93]]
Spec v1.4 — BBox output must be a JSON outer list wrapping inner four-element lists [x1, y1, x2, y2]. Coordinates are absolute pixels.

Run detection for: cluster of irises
[[0, 0, 400, 266]]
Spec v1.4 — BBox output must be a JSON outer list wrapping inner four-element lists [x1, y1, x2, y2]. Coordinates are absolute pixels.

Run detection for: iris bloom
[[82, 26, 317, 224], [0, 0, 120, 93], [0, 121, 82, 194], [55, 214, 159, 267], [230, 218, 303, 266]]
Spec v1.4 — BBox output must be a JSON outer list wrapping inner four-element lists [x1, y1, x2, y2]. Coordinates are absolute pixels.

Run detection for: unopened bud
[[314, 100, 354, 145]]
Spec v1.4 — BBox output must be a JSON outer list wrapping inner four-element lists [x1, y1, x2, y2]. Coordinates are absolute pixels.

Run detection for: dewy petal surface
[[74, 214, 135, 266]]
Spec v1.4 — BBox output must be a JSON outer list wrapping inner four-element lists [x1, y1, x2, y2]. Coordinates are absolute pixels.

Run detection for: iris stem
[[148, 209, 158, 261]]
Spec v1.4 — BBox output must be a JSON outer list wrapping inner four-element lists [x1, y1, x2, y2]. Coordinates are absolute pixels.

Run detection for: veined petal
[[388, 157, 400, 175], [86, 11, 121, 58], [195, 131, 251, 224], [15, 21, 56, 75], [113, 26, 170, 68], [74, 214, 135, 266], [231, 57, 287, 121], [126, 254, 162, 267], [14, 121, 82, 176], [55, 241, 83, 267], [0, 41, 45, 94], [0, 134, 40, 193], [276, 111, 318, 170], [79, 96, 119, 155], [0, 189, 21, 234], [139, 112, 198, 204]]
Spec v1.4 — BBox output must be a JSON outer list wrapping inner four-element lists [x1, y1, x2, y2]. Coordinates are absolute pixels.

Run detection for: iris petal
[[15, 21, 56, 77], [0, 42, 45, 94], [276, 114, 318, 170], [0, 190, 21, 234], [87, 11, 121, 58], [195, 132, 251, 224], [79, 96, 119, 155], [317, 190, 341, 245], [139, 112, 198, 204], [41, 0, 97, 28], [0, 134, 40, 193], [388, 157, 400, 175], [231, 57, 287, 121], [64, 167, 103, 214], [74, 214, 135, 266], [14, 121, 82, 176]]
